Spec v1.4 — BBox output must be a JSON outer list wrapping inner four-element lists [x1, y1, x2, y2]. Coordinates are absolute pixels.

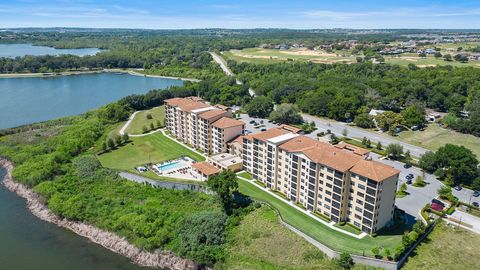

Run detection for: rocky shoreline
[[0, 158, 199, 270]]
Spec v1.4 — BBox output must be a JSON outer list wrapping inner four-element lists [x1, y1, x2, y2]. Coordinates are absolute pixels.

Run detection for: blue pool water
[[157, 161, 182, 171]]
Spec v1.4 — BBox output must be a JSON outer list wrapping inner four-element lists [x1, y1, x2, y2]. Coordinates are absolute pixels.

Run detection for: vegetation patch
[[402, 221, 480, 270], [125, 106, 165, 135]]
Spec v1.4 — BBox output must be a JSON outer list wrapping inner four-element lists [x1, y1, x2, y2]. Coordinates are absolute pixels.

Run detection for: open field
[[97, 131, 204, 171], [223, 47, 480, 68], [125, 106, 165, 135], [391, 124, 480, 158], [220, 206, 377, 270], [223, 48, 356, 64], [237, 179, 404, 256], [402, 221, 480, 270]]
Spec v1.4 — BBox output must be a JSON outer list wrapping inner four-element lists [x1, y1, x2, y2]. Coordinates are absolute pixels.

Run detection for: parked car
[[406, 179, 412, 184], [454, 185, 462, 191], [406, 173, 414, 179], [473, 202, 479, 207], [473, 191, 480, 197], [260, 128, 266, 131], [249, 120, 255, 124], [403, 163, 412, 169]]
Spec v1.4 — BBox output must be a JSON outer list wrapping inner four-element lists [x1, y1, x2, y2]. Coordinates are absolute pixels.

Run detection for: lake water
[[0, 73, 183, 129], [0, 44, 103, 58], [0, 169, 152, 270]]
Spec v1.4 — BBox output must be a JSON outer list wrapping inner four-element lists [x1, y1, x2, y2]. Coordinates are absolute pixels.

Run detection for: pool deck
[[151, 158, 203, 181]]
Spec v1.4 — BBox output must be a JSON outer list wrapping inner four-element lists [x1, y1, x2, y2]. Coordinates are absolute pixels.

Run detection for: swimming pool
[[157, 161, 182, 171]]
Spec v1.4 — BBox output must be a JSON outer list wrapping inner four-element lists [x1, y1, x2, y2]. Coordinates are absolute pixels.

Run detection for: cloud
[[300, 8, 480, 20]]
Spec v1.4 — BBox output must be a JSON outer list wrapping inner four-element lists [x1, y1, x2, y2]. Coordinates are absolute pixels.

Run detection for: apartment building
[[241, 127, 399, 234], [165, 96, 244, 154]]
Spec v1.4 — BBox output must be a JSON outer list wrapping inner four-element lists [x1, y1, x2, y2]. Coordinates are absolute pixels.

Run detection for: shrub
[[146, 113, 153, 119], [337, 252, 354, 269]]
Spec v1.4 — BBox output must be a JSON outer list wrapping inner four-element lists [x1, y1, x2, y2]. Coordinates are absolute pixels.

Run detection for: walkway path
[[118, 109, 164, 138], [210, 52, 256, 96]]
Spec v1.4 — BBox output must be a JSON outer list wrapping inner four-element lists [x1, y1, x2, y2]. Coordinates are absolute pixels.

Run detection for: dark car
[[260, 128, 266, 131], [249, 120, 255, 124], [403, 163, 412, 169], [454, 185, 462, 191], [473, 191, 480, 197], [406, 173, 414, 179], [406, 179, 412, 184], [473, 202, 479, 207]]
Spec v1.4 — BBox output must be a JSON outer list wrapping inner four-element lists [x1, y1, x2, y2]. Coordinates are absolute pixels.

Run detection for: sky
[[1, 0, 480, 29]]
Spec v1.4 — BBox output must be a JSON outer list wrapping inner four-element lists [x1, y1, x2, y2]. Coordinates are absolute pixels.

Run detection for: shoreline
[[0, 69, 200, 82], [0, 158, 200, 270]]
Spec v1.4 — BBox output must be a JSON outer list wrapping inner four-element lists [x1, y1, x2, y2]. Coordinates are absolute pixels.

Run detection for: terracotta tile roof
[[198, 109, 227, 120], [192, 162, 221, 176], [279, 135, 320, 152], [212, 117, 245, 129], [164, 97, 210, 112], [229, 135, 244, 146], [214, 104, 230, 111], [350, 159, 400, 182], [302, 145, 362, 172], [334, 142, 370, 156], [251, 127, 290, 142]]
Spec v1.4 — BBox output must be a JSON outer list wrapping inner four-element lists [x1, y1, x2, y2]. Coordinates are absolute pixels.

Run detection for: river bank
[[0, 158, 199, 270], [0, 69, 200, 82]]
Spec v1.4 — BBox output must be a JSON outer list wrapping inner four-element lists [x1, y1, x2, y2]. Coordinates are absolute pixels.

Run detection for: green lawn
[[402, 221, 480, 270], [237, 171, 253, 180], [220, 206, 377, 270], [126, 106, 165, 135], [98, 132, 204, 170], [393, 124, 480, 158], [237, 179, 403, 256], [384, 55, 480, 68]]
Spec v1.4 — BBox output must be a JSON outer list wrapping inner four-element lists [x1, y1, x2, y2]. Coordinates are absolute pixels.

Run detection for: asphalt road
[[302, 114, 429, 158]]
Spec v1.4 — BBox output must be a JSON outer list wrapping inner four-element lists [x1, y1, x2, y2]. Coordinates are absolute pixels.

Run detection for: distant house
[[369, 109, 385, 128]]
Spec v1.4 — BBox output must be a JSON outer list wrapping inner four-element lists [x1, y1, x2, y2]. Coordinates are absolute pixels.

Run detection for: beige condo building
[[165, 96, 245, 154], [241, 126, 399, 234]]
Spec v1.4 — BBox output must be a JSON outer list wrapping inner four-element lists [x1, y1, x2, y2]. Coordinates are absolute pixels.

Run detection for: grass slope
[[126, 106, 165, 135], [220, 206, 340, 270], [237, 179, 402, 256], [98, 132, 204, 171], [402, 221, 480, 270]]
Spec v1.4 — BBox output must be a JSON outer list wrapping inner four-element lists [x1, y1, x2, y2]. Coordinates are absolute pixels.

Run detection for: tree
[[454, 54, 468, 63], [437, 185, 453, 198], [386, 143, 404, 160], [354, 113, 374, 128], [405, 150, 411, 159], [114, 135, 122, 146], [384, 249, 391, 260], [413, 220, 426, 235], [362, 137, 367, 145], [269, 103, 303, 125], [342, 128, 348, 137], [434, 52, 442, 58], [150, 122, 155, 130], [371, 246, 380, 258], [399, 183, 408, 195], [156, 119, 162, 128], [443, 54, 452, 61], [101, 142, 107, 152], [401, 104, 426, 128], [414, 176, 425, 187], [366, 139, 372, 148], [122, 133, 129, 143], [244, 96, 274, 118], [376, 141, 382, 150], [146, 113, 152, 119], [107, 138, 115, 149], [206, 171, 238, 212], [142, 125, 148, 133], [375, 111, 404, 133], [176, 211, 228, 267], [337, 252, 354, 269]]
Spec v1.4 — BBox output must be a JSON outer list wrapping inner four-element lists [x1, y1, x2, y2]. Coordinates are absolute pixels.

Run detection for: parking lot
[[238, 113, 480, 223]]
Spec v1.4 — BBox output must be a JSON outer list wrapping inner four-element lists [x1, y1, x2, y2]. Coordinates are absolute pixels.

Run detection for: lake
[[0, 73, 184, 129], [0, 169, 152, 270], [0, 44, 103, 58]]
